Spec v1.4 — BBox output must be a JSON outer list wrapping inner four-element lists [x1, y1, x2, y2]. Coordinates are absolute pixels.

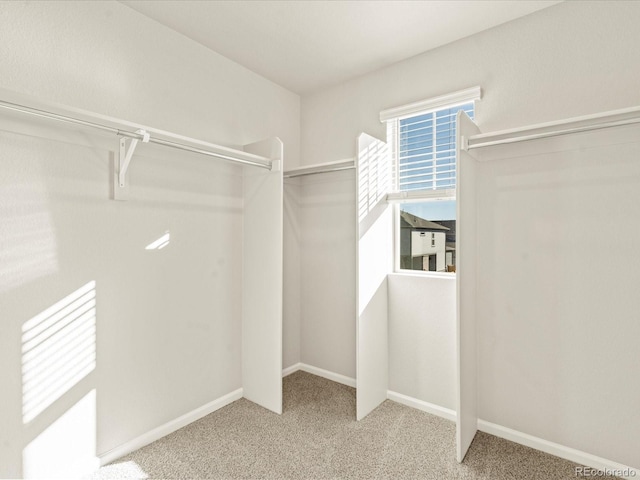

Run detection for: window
[[381, 87, 480, 274]]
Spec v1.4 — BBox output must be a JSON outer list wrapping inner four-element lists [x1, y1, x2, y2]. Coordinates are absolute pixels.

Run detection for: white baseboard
[[98, 388, 243, 466], [387, 390, 456, 422], [299, 363, 356, 388], [282, 362, 302, 377], [478, 420, 640, 480], [282, 362, 356, 388]]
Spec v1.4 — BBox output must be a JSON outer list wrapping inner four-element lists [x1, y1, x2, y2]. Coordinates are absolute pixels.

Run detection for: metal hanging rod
[[467, 116, 640, 150], [149, 136, 270, 167], [284, 165, 355, 178], [284, 160, 355, 178], [0, 99, 272, 170]]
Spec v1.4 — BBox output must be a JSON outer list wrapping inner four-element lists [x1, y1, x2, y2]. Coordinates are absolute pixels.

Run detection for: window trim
[[380, 86, 481, 123], [387, 188, 456, 203], [383, 88, 481, 276]]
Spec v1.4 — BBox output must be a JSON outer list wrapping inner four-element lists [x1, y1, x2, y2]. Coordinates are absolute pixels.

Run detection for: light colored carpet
[[88, 371, 618, 479]]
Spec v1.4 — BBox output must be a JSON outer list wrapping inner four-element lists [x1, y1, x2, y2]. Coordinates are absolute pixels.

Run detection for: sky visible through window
[[401, 199, 455, 220]]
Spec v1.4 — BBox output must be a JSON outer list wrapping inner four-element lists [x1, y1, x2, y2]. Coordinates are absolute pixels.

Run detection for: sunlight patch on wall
[[358, 209, 392, 315], [0, 183, 58, 293], [22, 390, 99, 479], [358, 137, 390, 223], [145, 232, 170, 250], [22, 281, 96, 424]]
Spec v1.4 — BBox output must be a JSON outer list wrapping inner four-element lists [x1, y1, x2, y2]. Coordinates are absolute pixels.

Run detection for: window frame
[[383, 88, 481, 277]]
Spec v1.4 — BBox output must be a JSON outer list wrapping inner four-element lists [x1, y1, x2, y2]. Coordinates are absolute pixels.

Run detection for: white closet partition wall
[[455, 111, 482, 462], [356, 133, 392, 420], [242, 138, 284, 414]]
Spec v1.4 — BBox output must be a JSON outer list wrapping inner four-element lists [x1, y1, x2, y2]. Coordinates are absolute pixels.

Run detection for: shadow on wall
[[22, 281, 97, 424], [20, 281, 99, 478], [0, 153, 150, 477], [18, 279, 154, 479], [1, 129, 237, 478], [358, 136, 390, 224]]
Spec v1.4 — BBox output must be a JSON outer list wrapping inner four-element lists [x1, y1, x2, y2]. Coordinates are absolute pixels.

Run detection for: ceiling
[[121, 0, 561, 95]]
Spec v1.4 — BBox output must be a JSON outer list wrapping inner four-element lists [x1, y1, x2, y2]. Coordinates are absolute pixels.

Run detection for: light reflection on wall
[[0, 183, 58, 293], [21, 281, 97, 424], [145, 231, 170, 250]]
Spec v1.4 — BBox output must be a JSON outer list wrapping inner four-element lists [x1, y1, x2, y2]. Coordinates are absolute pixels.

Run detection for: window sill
[[390, 270, 455, 280]]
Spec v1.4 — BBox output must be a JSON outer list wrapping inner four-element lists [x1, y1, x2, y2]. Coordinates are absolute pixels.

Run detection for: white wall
[[300, 0, 640, 467], [388, 274, 456, 411], [0, 1, 299, 477], [475, 129, 640, 469], [299, 171, 356, 379]]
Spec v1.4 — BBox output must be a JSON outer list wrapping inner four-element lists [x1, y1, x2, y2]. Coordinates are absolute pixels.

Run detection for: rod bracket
[[114, 129, 150, 200], [460, 135, 469, 152]]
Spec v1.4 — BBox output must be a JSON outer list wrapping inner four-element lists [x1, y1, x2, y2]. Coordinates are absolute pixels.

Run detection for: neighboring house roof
[[400, 211, 449, 231], [438, 220, 456, 235]]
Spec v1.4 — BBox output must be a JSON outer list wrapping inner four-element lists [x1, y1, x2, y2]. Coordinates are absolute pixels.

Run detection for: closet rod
[[0, 99, 272, 170], [284, 165, 355, 178], [467, 116, 640, 150]]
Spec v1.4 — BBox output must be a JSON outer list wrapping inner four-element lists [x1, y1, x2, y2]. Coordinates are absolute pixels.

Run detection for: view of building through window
[[399, 200, 456, 273]]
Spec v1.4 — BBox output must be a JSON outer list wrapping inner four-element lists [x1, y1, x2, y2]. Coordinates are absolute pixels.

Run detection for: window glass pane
[[399, 200, 456, 273]]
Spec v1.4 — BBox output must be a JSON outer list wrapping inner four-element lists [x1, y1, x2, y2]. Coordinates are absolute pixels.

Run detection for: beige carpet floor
[[88, 371, 618, 479]]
